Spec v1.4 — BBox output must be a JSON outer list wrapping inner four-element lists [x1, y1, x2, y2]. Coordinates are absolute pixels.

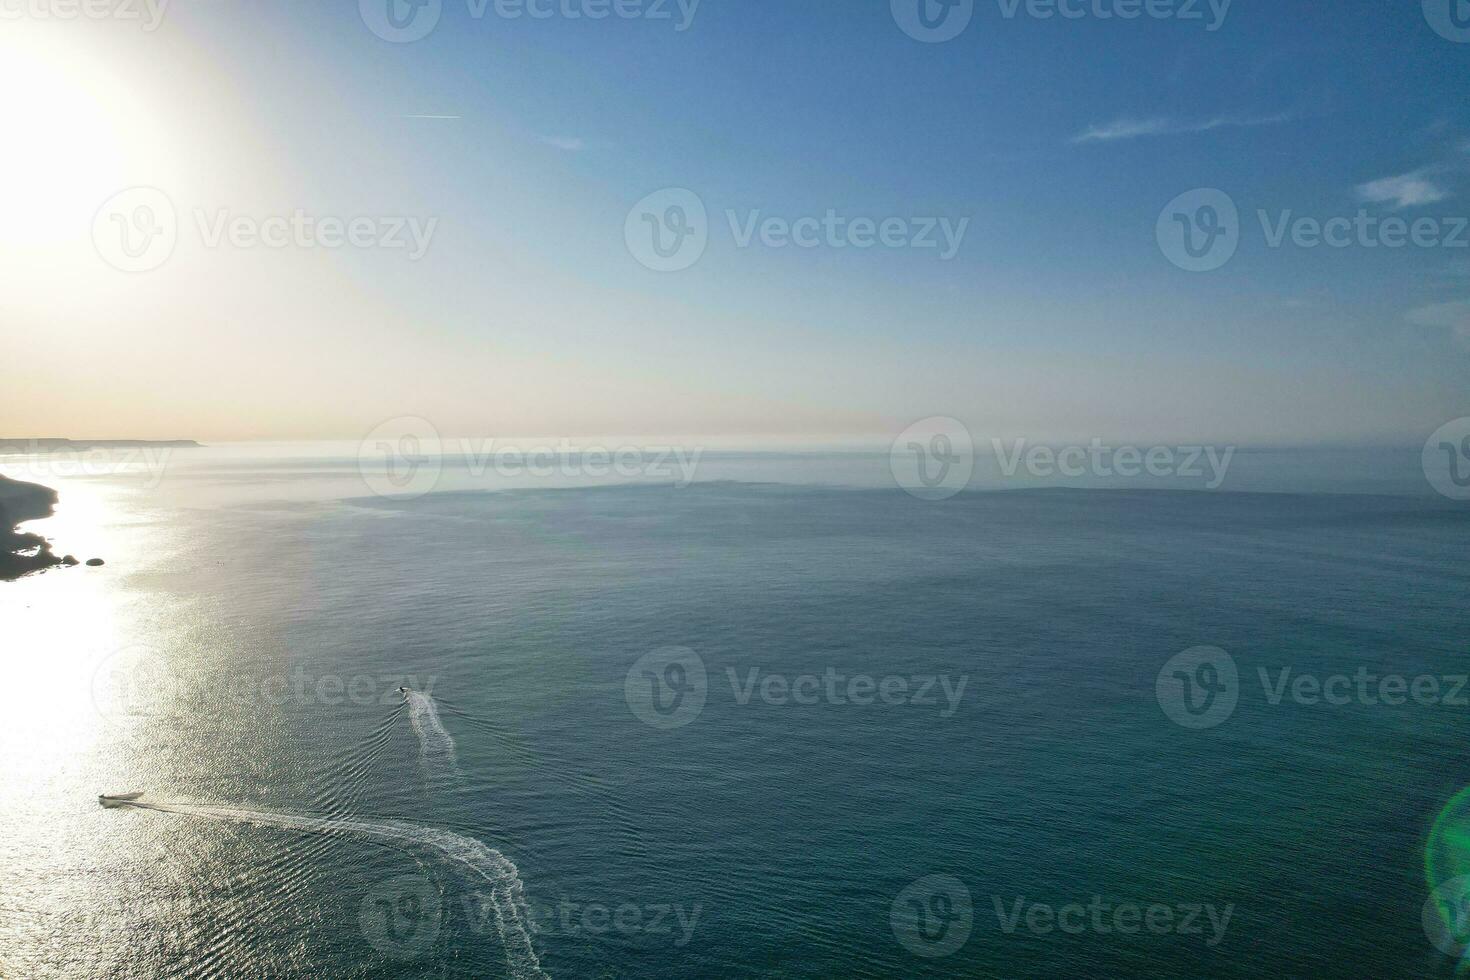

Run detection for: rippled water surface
[[2, 446, 1467, 978]]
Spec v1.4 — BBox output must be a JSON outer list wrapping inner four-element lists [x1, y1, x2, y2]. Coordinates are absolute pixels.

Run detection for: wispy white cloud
[[1407, 300, 1470, 351], [1071, 112, 1293, 144], [539, 135, 586, 152], [1356, 169, 1449, 209], [1072, 118, 1172, 143]]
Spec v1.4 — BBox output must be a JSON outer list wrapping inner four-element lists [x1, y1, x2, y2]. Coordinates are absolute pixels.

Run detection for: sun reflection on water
[[0, 461, 196, 977]]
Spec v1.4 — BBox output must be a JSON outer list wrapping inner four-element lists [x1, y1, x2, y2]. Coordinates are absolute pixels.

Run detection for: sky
[[2, 0, 1468, 446]]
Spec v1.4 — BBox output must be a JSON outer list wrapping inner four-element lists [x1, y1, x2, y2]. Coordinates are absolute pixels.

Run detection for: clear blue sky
[[4, 1, 1468, 444]]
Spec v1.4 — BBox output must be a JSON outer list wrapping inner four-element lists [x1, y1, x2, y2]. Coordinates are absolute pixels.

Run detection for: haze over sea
[[2, 443, 1468, 978]]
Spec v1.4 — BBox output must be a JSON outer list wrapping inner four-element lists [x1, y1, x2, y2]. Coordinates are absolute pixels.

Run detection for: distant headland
[[0, 439, 200, 580], [0, 438, 202, 453]]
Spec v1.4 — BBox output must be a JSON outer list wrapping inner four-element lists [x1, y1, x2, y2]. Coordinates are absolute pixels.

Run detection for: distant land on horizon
[[0, 439, 198, 580], [0, 438, 202, 453]]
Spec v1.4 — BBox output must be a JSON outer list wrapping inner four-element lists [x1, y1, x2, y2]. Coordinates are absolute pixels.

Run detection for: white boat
[[98, 791, 144, 808]]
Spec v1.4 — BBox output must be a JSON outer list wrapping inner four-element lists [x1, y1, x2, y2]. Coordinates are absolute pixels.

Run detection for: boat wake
[[100, 696, 546, 978], [405, 689, 457, 764], [106, 796, 547, 979]]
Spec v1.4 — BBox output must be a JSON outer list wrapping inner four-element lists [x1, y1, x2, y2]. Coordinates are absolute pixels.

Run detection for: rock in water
[[86, 558, 105, 567]]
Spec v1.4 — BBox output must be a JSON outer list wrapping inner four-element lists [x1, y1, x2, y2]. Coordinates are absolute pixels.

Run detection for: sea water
[[1, 444, 1467, 977]]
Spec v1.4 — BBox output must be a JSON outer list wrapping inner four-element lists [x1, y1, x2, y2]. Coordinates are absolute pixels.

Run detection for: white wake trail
[[406, 691, 457, 764], [117, 798, 548, 980]]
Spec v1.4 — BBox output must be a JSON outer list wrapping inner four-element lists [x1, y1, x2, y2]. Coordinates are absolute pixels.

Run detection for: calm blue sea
[[2, 445, 1468, 978]]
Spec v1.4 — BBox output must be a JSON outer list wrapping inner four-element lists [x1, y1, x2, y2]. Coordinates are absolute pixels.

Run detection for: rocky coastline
[[0, 474, 64, 581]]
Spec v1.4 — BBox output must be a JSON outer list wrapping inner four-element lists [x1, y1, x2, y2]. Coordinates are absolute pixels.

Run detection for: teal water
[[1, 448, 1468, 977]]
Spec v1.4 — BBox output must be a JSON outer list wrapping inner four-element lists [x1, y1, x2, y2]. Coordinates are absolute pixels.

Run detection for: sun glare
[[0, 29, 155, 248]]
